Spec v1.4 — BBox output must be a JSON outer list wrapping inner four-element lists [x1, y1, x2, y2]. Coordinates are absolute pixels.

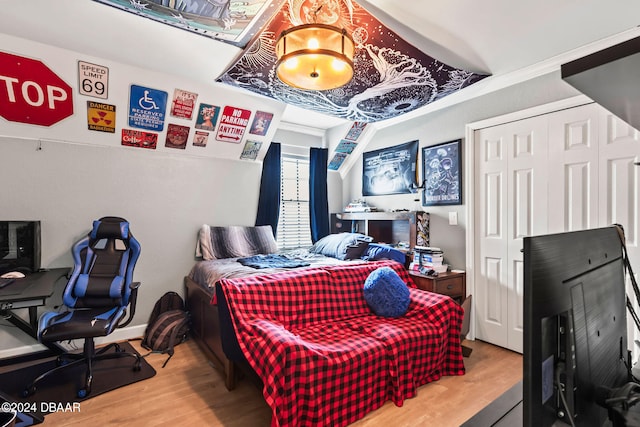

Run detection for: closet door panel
[[476, 128, 509, 348], [475, 116, 547, 352], [548, 104, 600, 234], [599, 113, 640, 239]]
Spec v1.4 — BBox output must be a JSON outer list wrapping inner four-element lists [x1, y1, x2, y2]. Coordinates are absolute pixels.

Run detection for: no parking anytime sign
[[216, 106, 251, 143]]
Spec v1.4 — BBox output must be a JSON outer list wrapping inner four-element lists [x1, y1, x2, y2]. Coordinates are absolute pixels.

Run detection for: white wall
[[341, 71, 582, 270], [0, 34, 333, 353]]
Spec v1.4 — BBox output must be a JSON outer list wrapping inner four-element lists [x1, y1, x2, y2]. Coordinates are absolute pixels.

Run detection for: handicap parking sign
[[128, 84, 168, 131]]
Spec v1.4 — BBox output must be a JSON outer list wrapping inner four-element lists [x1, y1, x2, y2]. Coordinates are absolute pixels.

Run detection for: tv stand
[[461, 380, 523, 426]]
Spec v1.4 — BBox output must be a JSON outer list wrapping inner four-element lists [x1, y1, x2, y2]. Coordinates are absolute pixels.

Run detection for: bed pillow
[[309, 233, 372, 260], [363, 266, 411, 317], [195, 225, 278, 260], [361, 243, 407, 265]]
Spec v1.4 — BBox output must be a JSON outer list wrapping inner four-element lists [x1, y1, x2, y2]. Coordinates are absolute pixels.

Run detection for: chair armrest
[[118, 281, 140, 328]]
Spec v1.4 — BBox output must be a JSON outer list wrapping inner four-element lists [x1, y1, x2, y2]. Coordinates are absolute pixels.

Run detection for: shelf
[[332, 211, 429, 249]]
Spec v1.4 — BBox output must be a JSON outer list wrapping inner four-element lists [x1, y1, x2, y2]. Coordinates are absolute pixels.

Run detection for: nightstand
[[408, 270, 466, 304]]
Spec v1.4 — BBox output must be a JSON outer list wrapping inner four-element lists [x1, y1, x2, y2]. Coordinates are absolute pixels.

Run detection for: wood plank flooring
[[43, 338, 522, 426]]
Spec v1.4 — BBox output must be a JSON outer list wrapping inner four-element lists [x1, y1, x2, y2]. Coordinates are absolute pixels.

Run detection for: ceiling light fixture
[[275, 8, 354, 91]]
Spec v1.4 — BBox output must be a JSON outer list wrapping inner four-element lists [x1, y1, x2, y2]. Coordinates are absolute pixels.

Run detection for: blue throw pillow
[[363, 267, 411, 318]]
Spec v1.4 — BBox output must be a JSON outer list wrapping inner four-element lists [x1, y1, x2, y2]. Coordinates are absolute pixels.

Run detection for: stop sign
[[0, 51, 73, 126]]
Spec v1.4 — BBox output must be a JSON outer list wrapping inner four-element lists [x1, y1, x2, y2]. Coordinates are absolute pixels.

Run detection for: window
[[277, 154, 312, 250]]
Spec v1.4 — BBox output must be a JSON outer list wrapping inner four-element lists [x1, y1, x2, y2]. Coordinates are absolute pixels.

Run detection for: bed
[[183, 224, 466, 426], [183, 225, 403, 389]]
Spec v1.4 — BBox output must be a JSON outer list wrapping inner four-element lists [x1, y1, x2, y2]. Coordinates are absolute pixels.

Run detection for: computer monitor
[[0, 220, 41, 276], [523, 226, 631, 426]]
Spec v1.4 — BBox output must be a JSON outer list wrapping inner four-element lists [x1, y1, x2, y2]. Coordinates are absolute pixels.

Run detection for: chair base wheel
[[22, 387, 35, 397]]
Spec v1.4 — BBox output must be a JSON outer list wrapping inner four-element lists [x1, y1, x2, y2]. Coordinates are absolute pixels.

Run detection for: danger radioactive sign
[[87, 100, 116, 133]]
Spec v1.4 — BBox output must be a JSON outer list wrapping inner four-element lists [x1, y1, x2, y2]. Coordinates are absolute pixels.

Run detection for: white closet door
[[474, 102, 640, 354], [475, 116, 548, 352], [598, 113, 640, 234], [547, 103, 601, 234], [598, 113, 640, 353]]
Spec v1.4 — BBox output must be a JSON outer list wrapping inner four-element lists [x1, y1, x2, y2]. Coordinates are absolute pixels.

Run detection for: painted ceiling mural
[[93, 0, 279, 47], [218, 0, 490, 123]]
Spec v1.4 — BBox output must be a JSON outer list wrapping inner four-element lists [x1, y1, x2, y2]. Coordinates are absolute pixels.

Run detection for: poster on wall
[[362, 140, 418, 196], [78, 60, 109, 99], [421, 139, 462, 206], [193, 130, 209, 147], [165, 124, 190, 149], [248, 111, 273, 136], [216, 106, 251, 143], [344, 122, 367, 141], [194, 103, 220, 131], [328, 153, 348, 171], [335, 139, 357, 154], [121, 129, 158, 149], [240, 140, 262, 160], [92, 0, 277, 47], [128, 84, 167, 131], [170, 88, 198, 119], [86, 101, 115, 133]]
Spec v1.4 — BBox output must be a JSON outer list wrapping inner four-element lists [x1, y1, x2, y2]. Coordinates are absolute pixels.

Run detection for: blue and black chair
[[23, 216, 142, 398]]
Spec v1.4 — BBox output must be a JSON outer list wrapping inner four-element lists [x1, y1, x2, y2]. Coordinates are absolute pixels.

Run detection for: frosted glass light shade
[[275, 24, 355, 91]]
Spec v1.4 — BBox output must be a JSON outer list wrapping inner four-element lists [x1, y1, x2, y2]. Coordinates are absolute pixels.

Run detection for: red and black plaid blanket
[[219, 260, 465, 427]]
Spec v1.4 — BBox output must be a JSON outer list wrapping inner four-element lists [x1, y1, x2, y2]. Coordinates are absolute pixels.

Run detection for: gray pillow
[[309, 233, 372, 260], [196, 225, 278, 260]]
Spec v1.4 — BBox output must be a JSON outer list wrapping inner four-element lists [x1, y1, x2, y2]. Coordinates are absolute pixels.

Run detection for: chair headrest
[[89, 216, 130, 240]]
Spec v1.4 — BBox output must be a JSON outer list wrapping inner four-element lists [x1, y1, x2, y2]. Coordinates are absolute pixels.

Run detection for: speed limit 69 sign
[[78, 60, 108, 99]]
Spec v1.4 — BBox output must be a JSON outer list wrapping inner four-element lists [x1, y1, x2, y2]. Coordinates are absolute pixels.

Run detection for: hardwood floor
[[45, 338, 522, 426]]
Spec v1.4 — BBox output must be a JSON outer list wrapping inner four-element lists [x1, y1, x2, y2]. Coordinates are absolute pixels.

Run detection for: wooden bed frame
[[184, 275, 236, 390]]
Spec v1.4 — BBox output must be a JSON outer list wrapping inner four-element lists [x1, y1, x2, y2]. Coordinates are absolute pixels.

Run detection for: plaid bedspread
[[219, 260, 465, 427]]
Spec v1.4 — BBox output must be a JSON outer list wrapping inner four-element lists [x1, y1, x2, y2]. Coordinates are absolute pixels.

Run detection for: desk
[[0, 268, 69, 358]]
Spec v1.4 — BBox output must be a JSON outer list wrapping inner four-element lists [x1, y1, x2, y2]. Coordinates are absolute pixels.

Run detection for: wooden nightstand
[[408, 270, 466, 304]]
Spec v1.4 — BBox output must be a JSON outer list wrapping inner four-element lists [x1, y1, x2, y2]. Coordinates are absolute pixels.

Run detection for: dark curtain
[[255, 142, 281, 234], [309, 147, 330, 243]]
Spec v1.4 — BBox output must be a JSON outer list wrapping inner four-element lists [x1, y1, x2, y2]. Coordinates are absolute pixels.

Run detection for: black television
[[0, 220, 41, 276], [523, 226, 632, 426]]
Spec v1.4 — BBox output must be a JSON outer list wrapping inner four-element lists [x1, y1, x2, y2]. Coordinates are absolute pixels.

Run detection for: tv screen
[[523, 226, 630, 426], [0, 220, 41, 276]]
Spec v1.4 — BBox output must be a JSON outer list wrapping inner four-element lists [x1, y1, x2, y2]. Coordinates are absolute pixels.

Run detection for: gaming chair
[[23, 216, 142, 398]]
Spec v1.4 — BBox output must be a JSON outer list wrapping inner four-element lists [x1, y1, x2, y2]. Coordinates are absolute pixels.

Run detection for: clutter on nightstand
[[409, 246, 448, 274]]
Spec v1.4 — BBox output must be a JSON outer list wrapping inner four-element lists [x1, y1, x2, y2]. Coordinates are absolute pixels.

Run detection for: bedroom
[[1, 1, 640, 426]]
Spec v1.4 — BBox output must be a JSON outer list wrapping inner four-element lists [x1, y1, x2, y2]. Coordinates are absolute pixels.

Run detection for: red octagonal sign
[[0, 51, 73, 127]]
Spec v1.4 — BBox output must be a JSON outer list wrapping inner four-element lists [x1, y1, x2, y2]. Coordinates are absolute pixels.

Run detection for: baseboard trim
[[0, 324, 147, 360]]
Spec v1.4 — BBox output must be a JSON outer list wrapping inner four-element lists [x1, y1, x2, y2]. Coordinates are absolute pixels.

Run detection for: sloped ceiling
[[1, 1, 640, 130]]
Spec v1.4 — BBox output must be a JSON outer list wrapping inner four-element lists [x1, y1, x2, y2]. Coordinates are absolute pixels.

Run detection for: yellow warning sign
[[87, 101, 116, 133]]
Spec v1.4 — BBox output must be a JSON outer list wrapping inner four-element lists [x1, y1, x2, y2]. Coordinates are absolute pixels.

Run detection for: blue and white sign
[[128, 85, 168, 131]]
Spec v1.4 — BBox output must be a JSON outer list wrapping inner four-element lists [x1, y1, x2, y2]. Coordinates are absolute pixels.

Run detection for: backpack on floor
[[141, 291, 190, 368]]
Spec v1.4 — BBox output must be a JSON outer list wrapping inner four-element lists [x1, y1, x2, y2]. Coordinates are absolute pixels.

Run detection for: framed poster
[[328, 152, 348, 171], [249, 111, 273, 136], [165, 124, 189, 149], [421, 139, 462, 206], [344, 122, 367, 141], [240, 140, 262, 160], [362, 140, 418, 196], [195, 103, 220, 131], [92, 0, 277, 47], [170, 88, 198, 119]]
